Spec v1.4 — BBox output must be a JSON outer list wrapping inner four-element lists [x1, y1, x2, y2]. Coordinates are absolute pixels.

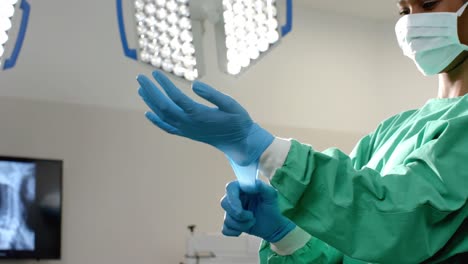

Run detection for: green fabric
[[259, 95, 468, 264]]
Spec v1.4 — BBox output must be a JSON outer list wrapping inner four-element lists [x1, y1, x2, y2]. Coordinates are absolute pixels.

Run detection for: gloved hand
[[221, 180, 296, 243], [137, 71, 274, 166]]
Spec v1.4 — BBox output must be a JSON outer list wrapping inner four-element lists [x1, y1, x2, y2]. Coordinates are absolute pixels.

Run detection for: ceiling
[[296, 0, 400, 21]]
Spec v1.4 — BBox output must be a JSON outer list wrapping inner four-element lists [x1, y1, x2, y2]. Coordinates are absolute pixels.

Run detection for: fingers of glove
[[145, 112, 181, 135], [152, 71, 201, 114], [255, 180, 278, 203], [221, 193, 254, 221], [223, 213, 256, 232], [192, 81, 245, 114], [224, 181, 254, 220], [137, 75, 186, 122], [139, 88, 185, 130], [222, 224, 242, 237], [139, 87, 165, 117]]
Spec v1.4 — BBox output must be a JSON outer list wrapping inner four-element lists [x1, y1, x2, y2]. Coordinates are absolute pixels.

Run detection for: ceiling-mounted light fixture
[[215, 0, 292, 76], [0, 0, 30, 71], [116, 0, 292, 81], [117, 0, 204, 81]]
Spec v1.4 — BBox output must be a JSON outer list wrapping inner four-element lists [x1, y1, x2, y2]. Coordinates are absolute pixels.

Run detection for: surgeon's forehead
[[397, 0, 418, 6]]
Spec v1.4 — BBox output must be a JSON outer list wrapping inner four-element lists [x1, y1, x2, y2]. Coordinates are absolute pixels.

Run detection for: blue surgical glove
[[221, 180, 296, 243], [137, 71, 274, 167]]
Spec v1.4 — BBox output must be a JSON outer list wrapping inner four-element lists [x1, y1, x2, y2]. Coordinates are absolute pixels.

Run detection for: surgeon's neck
[[438, 56, 468, 98]]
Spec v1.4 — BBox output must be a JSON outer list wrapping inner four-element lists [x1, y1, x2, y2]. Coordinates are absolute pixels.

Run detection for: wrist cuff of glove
[[228, 158, 259, 193], [245, 123, 274, 165], [266, 221, 296, 243]]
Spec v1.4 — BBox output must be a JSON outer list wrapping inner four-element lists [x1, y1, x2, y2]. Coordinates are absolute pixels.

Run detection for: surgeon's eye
[[399, 8, 410, 16], [422, 0, 440, 11]]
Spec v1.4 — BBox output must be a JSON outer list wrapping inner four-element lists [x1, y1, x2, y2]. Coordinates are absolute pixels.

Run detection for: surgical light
[[0, 0, 30, 71], [117, 0, 292, 81], [215, 0, 288, 76], [0, 0, 17, 67], [117, 0, 204, 81]]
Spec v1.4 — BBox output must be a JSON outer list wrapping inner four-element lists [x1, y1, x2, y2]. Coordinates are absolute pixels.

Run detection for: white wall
[[0, 0, 438, 263]]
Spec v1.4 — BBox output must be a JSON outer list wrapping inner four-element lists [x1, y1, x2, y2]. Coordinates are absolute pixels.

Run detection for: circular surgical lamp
[[0, 0, 30, 71], [116, 0, 293, 81], [214, 0, 293, 76], [117, 0, 205, 81]]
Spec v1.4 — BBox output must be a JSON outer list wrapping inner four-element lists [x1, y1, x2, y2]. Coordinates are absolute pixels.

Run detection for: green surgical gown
[[259, 96, 468, 263]]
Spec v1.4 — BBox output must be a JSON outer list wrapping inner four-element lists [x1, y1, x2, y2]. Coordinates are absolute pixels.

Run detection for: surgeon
[[137, 0, 468, 263]]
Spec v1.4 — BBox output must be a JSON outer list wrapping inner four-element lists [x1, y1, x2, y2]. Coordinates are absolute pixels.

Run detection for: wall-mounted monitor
[[0, 156, 62, 260]]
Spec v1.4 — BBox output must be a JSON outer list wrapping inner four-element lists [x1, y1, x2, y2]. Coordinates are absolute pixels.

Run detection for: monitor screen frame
[[0, 155, 63, 260]]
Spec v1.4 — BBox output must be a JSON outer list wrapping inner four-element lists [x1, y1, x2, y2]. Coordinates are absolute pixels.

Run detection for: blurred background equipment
[[183, 225, 261, 264]]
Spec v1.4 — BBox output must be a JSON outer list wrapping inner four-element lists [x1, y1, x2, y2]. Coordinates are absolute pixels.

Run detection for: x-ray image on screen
[[0, 161, 35, 250]]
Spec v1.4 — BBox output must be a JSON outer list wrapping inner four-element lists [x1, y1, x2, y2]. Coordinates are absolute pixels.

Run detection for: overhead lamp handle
[[4, 0, 31, 70], [281, 0, 293, 37], [116, 0, 137, 60]]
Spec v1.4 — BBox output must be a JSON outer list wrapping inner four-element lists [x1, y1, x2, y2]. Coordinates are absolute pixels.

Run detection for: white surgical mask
[[395, 2, 468, 76]]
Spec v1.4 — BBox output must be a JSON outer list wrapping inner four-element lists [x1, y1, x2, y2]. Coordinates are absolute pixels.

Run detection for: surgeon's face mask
[[395, 2, 468, 76]]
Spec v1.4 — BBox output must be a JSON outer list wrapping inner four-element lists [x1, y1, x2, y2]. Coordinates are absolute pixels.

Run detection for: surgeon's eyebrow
[[397, 0, 412, 14], [397, 0, 406, 10], [398, 0, 419, 5]]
